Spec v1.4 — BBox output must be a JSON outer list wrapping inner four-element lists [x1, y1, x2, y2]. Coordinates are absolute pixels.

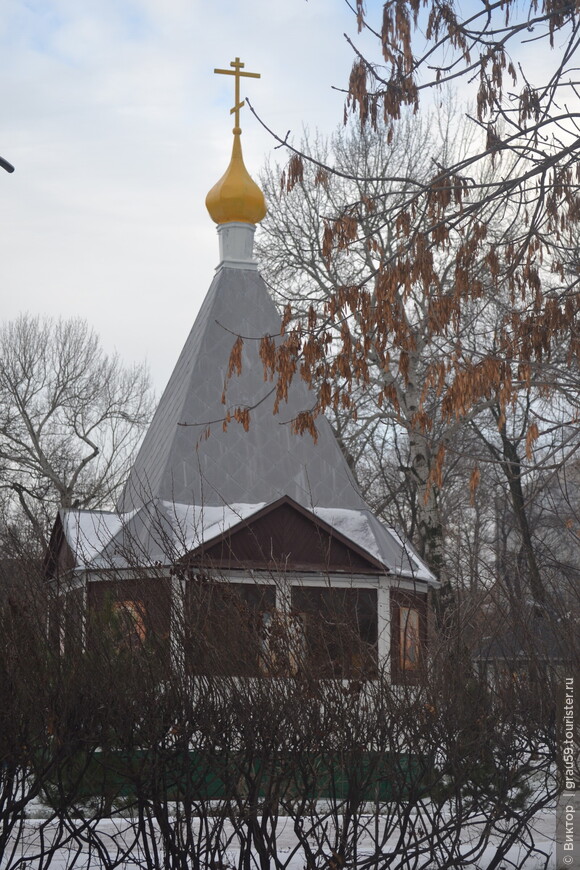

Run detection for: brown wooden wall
[[196, 502, 382, 574], [78, 576, 429, 684]]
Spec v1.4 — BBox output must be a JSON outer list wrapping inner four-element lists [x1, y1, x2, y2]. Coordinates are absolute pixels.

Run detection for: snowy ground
[[3, 808, 558, 869]]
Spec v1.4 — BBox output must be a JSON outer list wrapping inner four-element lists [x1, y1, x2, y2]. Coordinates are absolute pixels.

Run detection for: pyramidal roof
[[118, 259, 366, 513], [48, 74, 436, 585], [119, 73, 365, 513]]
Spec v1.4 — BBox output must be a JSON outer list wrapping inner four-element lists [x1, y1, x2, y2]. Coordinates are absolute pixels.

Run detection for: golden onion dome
[[205, 129, 267, 225]]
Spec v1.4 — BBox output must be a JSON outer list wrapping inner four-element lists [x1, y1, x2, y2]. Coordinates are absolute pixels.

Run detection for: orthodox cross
[[214, 57, 260, 130]]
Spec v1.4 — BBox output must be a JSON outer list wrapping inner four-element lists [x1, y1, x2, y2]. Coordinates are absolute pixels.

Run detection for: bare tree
[[3, 544, 574, 870], [469, 378, 580, 602], [255, 0, 580, 315], [0, 314, 154, 551], [256, 110, 519, 586], [247, 0, 580, 589]]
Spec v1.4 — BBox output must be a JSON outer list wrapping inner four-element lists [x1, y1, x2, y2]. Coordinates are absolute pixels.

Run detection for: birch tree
[[257, 112, 509, 583], [248, 0, 580, 587]]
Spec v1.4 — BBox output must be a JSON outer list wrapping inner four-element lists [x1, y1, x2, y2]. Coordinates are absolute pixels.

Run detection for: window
[[86, 579, 171, 667], [112, 599, 147, 649], [391, 591, 427, 684], [399, 607, 420, 671], [260, 611, 306, 677], [186, 580, 276, 676], [291, 587, 378, 679]]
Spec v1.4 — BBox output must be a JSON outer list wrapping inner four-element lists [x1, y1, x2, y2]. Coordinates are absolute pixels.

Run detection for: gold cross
[[214, 57, 260, 130]]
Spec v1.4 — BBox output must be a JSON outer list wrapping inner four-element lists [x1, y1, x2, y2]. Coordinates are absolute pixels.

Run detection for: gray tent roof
[[118, 267, 366, 513], [76, 259, 435, 586]]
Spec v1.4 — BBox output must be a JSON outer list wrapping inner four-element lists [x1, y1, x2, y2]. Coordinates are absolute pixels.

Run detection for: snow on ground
[[4, 809, 558, 869]]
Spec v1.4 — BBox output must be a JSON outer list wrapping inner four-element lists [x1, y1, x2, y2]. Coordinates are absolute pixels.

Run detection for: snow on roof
[[59, 499, 436, 584], [314, 508, 435, 583], [61, 510, 127, 566], [60, 502, 265, 570], [384, 525, 437, 583]]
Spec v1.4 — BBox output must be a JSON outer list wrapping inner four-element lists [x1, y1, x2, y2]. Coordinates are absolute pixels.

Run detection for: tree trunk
[[407, 427, 445, 582], [499, 423, 546, 606]]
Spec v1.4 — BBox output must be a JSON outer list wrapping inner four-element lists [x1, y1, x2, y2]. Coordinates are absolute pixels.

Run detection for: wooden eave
[[181, 495, 388, 575], [43, 513, 76, 581]]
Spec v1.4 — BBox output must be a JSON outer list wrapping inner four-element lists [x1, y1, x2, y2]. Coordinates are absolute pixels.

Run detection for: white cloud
[[0, 0, 379, 390]]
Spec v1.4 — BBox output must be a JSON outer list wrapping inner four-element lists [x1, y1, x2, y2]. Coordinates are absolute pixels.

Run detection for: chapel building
[[45, 60, 436, 682]]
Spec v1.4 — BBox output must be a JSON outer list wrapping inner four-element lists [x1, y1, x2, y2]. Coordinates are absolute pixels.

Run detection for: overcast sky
[[1, 0, 384, 393]]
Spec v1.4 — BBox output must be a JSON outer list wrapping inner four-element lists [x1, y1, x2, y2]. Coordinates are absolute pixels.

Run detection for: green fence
[[44, 748, 424, 807]]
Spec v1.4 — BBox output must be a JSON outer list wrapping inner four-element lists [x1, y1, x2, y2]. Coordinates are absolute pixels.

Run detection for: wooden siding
[[44, 514, 76, 580], [189, 499, 383, 574]]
